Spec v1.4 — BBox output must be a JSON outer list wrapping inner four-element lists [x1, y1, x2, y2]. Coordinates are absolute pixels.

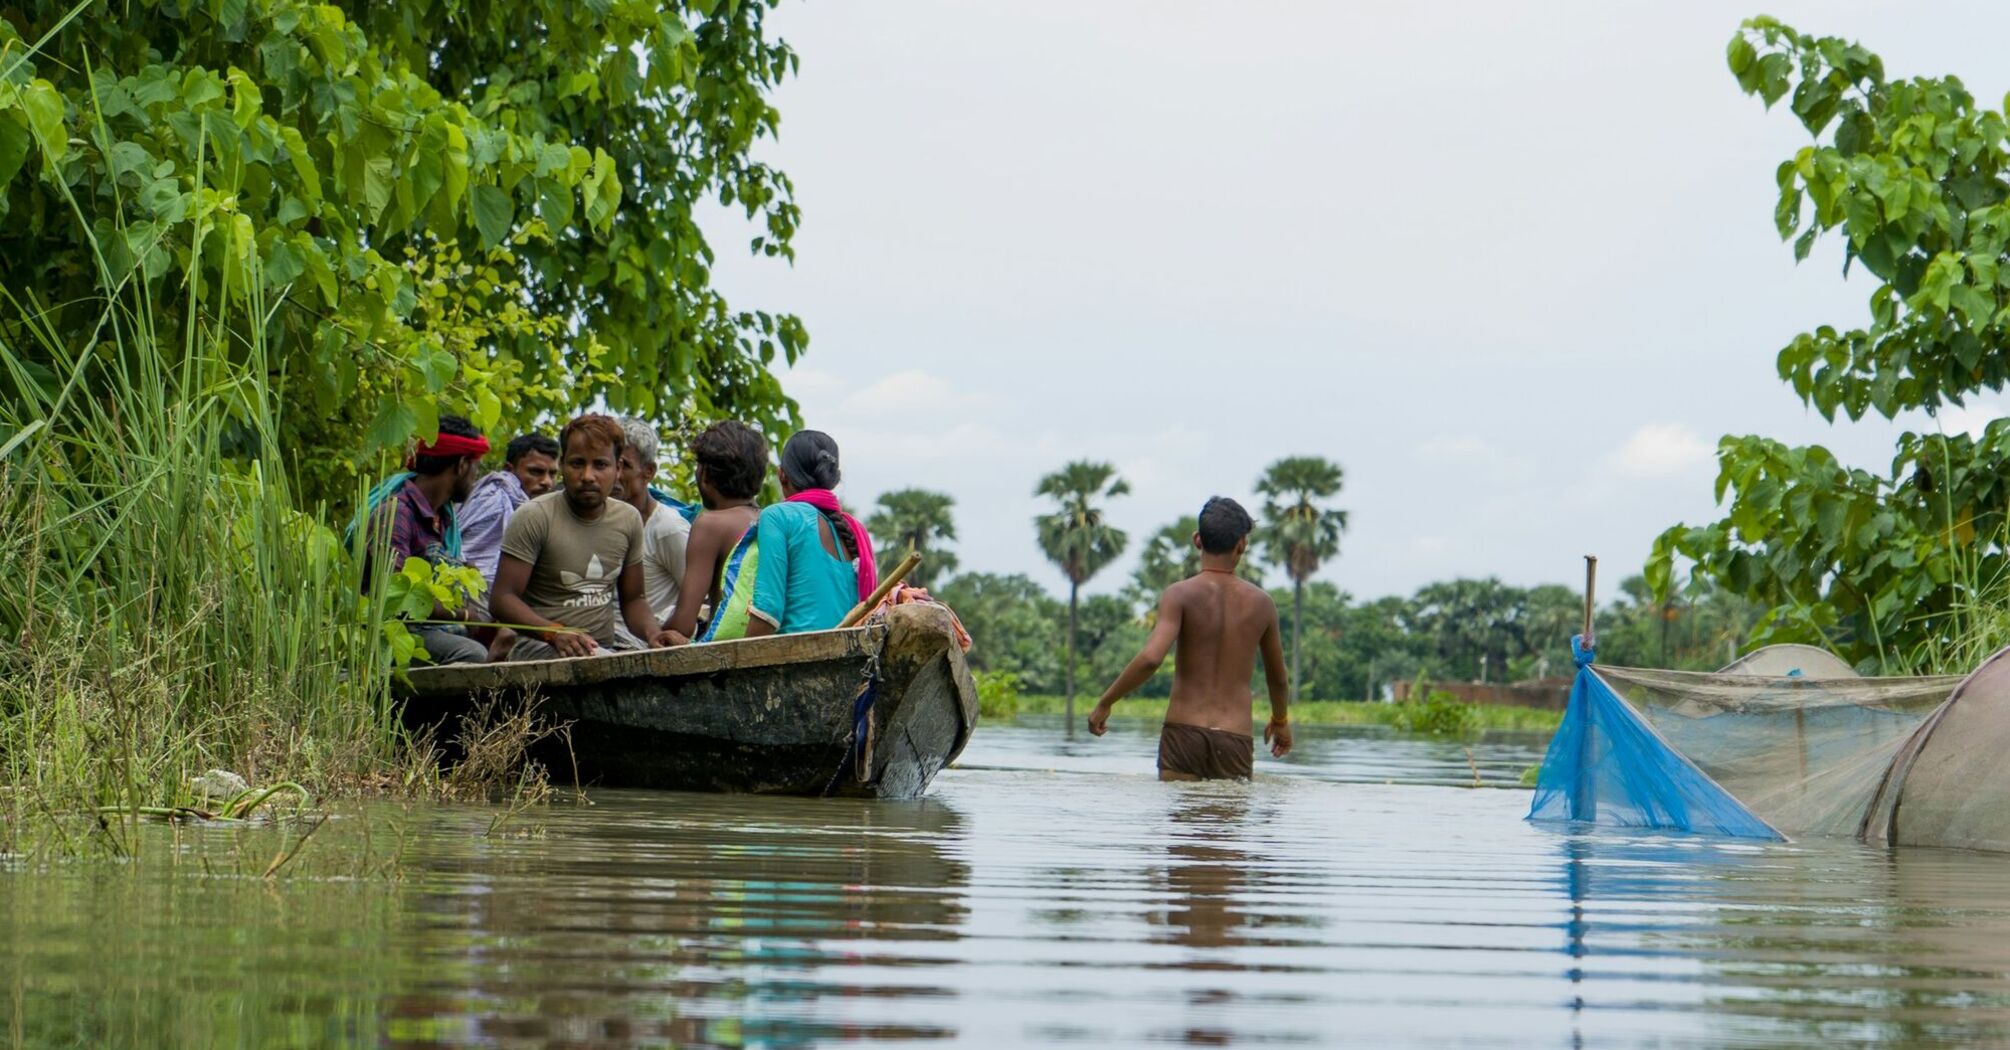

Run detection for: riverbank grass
[[0, 218, 414, 856]]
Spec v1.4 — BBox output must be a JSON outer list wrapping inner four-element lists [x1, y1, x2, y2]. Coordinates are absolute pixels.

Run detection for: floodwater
[[10, 719, 2010, 1048]]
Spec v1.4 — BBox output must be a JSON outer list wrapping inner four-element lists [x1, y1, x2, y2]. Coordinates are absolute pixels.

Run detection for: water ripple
[[8, 722, 2010, 1047]]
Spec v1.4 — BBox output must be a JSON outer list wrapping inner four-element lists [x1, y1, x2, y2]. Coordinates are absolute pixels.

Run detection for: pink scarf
[[787, 489, 878, 600]]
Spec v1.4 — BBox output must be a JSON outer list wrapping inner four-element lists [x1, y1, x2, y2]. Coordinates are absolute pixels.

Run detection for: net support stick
[[1582, 554, 1598, 646]]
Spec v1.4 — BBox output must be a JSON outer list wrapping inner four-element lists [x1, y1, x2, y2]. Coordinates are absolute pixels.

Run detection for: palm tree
[[1256, 456, 1348, 702], [1410, 577, 1523, 682], [1131, 515, 1263, 607], [1034, 461, 1130, 729], [866, 488, 958, 589]]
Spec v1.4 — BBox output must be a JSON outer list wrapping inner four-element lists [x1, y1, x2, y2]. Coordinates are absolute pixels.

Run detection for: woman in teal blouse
[[743, 431, 878, 636]]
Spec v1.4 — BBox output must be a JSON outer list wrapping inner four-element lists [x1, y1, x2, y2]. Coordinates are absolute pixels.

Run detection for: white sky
[[701, 0, 2010, 601]]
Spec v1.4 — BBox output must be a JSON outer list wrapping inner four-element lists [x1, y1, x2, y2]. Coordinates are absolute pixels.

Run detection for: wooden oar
[[838, 551, 923, 629]]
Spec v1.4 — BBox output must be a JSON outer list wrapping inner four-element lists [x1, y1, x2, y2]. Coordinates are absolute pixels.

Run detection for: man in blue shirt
[[460, 433, 559, 586]]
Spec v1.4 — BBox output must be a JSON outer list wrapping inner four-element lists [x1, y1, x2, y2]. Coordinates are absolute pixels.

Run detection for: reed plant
[[1897, 523, 2010, 677], [1880, 430, 2010, 677], [0, 186, 411, 858]]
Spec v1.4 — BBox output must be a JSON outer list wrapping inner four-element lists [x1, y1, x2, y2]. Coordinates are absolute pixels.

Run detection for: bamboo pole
[[1581, 554, 1598, 645], [838, 551, 923, 629], [1571, 553, 1602, 824]]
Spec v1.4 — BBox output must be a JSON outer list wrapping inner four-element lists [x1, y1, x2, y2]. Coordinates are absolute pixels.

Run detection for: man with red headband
[[366, 414, 493, 665]]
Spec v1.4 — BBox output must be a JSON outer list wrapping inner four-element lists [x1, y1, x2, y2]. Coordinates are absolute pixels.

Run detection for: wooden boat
[[398, 604, 979, 799]]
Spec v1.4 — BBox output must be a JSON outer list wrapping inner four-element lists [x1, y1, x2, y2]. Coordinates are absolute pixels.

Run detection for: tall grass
[[1899, 526, 2010, 677], [1884, 429, 2010, 677], [0, 214, 404, 856]]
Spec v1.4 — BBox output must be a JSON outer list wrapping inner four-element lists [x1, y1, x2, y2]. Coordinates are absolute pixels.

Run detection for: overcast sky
[[701, 0, 2010, 603]]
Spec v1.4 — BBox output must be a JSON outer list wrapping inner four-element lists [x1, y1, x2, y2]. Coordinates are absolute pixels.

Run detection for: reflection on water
[[391, 796, 971, 1048], [9, 722, 2010, 1047]]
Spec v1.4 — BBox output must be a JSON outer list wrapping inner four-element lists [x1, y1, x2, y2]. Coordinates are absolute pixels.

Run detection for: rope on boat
[[822, 652, 881, 797]]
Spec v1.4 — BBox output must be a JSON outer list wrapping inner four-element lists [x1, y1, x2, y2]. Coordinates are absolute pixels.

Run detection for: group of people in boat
[[363, 411, 876, 666], [367, 410, 1291, 783]]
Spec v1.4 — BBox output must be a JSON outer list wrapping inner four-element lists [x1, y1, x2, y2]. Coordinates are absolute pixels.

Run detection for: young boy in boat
[[662, 421, 768, 643], [489, 414, 679, 660], [1087, 496, 1292, 779]]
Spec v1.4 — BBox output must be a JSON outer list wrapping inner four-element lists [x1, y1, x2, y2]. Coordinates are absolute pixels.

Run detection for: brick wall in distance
[[1392, 678, 1571, 711]]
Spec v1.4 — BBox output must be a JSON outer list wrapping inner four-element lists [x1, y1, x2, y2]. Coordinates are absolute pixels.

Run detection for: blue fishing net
[[1527, 635, 1785, 841]]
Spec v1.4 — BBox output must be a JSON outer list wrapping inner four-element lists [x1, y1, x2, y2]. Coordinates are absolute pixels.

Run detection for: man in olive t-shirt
[[500, 491, 641, 648], [489, 414, 677, 660]]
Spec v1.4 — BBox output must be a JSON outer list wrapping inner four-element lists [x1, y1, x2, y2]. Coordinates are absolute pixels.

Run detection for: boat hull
[[398, 604, 979, 799]]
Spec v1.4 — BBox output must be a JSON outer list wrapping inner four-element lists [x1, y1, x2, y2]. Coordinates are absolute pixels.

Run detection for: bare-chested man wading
[[1087, 496, 1292, 779]]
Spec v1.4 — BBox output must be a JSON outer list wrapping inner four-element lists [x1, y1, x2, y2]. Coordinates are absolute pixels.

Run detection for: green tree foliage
[[1655, 19, 2010, 669], [934, 573, 1066, 694], [1033, 460, 1129, 722], [1650, 431, 2008, 667], [1410, 577, 1532, 683], [866, 488, 958, 589], [943, 563, 1692, 703], [1593, 575, 1763, 671], [1343, 595, 1434, 697], [935, 573, 1158, 701], [1726, 17, 2007, 421], [0, 0, 804, 507], [1128, 515, 1263, 606], [1255, 456, 1348, 701], [1515, 585, 1585, 678], [1075, 594, 1154, 698], [1268, 584, 1432, 701]]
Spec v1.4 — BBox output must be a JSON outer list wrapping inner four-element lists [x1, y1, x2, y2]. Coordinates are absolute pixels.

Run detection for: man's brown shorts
[[1157, 722, 1254, 780]]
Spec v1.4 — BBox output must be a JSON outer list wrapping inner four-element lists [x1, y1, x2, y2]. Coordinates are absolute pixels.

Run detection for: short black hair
[[505, 433, 558, 464], [1196, 496, 1253, 554], [692, 421, 769, 499], [412, 415, 482, 476]]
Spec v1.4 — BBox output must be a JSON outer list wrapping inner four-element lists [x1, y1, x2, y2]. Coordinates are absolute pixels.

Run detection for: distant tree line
[[935, 568, 1758, 702], [861, 458, 1762, 705]]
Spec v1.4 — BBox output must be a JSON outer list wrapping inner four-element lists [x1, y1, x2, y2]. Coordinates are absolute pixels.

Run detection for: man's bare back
[[1086, 497, 1291, 779], [662, 503, 758, 641], [1160, 571, 1281, 736]]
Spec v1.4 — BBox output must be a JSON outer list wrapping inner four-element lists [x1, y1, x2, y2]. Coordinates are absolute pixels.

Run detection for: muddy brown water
[[8, 718, 2010, 1047]]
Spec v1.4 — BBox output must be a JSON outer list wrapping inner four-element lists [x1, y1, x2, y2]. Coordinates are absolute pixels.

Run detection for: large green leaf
[[0, 114, 30, 187], [366, 395, 418, 450], [361, 155, 394, 223], [470, 183, 512, 247], [19, 79, 66, 166], [538, 176, 574, 232]]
